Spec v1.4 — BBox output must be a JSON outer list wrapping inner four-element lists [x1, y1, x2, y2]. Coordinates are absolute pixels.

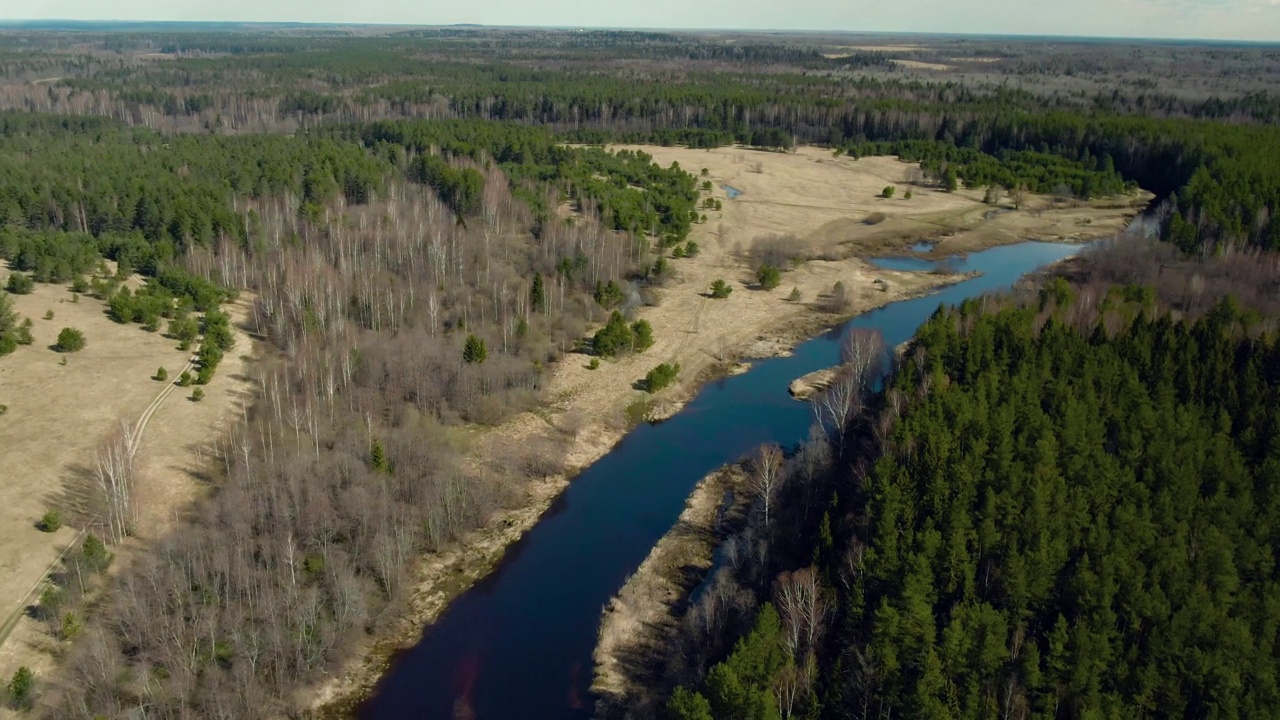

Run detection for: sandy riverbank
[[592, 465, 749, 719]]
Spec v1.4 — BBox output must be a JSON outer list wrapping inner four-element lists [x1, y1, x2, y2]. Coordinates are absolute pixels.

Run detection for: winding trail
[[0, 355, 195, 649]]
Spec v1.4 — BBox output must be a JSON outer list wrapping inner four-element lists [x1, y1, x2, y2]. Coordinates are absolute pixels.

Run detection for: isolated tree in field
[[7, 666, 33, 711], [757, 265, 782, 291], [154, 367, 167, 382], [1011, 183, 1028, 209], [710, 279, 732, 299], [826, 281, 850, 312], [643, 362, 680, 393], [788, 287, 802, 302], [463, 334, 488, 364], [749, 443, 785, 531], [881, 186, 895, 199], [93, 419, 138, 543], [55, 327, 85, 353], [904, 190, 914, 200], [631, 319, 655, 352], [38, 509, 61, 533], [5, 272, 33, 295]]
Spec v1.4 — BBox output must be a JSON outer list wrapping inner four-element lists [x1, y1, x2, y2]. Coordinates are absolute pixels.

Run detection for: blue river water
[[359, 240, 1087, 720]]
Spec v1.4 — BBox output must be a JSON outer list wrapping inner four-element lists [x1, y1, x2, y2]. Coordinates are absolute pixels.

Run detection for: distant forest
[[0, 31, 1279, 252]]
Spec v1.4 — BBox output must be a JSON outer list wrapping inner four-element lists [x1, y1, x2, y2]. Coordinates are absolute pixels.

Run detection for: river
[[359, 240, 1089, 720]]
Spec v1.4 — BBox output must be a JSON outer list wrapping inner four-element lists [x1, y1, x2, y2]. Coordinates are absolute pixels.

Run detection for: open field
[[317, 148, 1147, 711], [0, 265, 258, 709]]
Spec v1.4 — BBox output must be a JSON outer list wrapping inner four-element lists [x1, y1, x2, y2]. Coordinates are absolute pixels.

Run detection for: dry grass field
[[0, 264, 257, 707]]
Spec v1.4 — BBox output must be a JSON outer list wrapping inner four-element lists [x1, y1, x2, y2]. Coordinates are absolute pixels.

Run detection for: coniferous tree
[[462, 334, 488, 364]]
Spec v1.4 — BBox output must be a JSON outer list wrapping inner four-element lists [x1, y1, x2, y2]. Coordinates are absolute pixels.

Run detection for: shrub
[[684, 241, 700, 258], [154, 367, 168, 382], [710, 279, 732, 299], [177, 370, 193, 387], [651, 256, 671, 280], [864, 212, 888, 225], [191, 387, 205, 402], [904, 190, 914, 200], [42, 310, 53, 321], [54, 327, 85, 352], [15, 319, 33, 346], [58, 611, 82, 641], [587, 357, 601, 370], [788, 287, 802, 302], [757, 265, 782, 291], [5, 272, 34, 295], [7, 666, 33, 710], [881, 186, 896, 199], [643, 362, 681, 393], [70, 277, 90, 294], [38, 510, 61, 533], [37, 586, 64, 621], [0, 404, 7, 416], [631, 319, 655, 352]]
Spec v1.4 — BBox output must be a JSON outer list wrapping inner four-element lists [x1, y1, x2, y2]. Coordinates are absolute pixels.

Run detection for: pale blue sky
[[6, 0, 1280, 42]]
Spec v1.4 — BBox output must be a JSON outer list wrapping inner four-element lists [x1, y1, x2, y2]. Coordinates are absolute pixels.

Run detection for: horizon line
[[0, 19, 1278, 46]]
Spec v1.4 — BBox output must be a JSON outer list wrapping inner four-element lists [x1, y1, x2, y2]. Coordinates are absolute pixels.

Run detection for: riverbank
[[314, 150, 1148, 715], [592, 464, 750, 719], [312, 259, 964, 716]]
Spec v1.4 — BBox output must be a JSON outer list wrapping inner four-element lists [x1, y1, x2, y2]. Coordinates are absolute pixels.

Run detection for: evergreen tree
[[370, 439, 391, 474], [530, 272, 545, 310], [463, 334, 488, 364]]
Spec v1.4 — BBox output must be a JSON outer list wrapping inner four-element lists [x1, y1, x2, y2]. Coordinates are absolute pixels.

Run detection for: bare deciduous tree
[[93, 418, 140, 543], [774, 566, 829, 660], [749, 444, 785, 532]]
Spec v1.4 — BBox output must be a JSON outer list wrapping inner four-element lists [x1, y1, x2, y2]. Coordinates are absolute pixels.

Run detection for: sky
[[5, 0, 1280, 42]]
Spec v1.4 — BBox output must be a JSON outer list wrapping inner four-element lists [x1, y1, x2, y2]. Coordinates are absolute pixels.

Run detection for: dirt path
[[0, 273, 257, 710]]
